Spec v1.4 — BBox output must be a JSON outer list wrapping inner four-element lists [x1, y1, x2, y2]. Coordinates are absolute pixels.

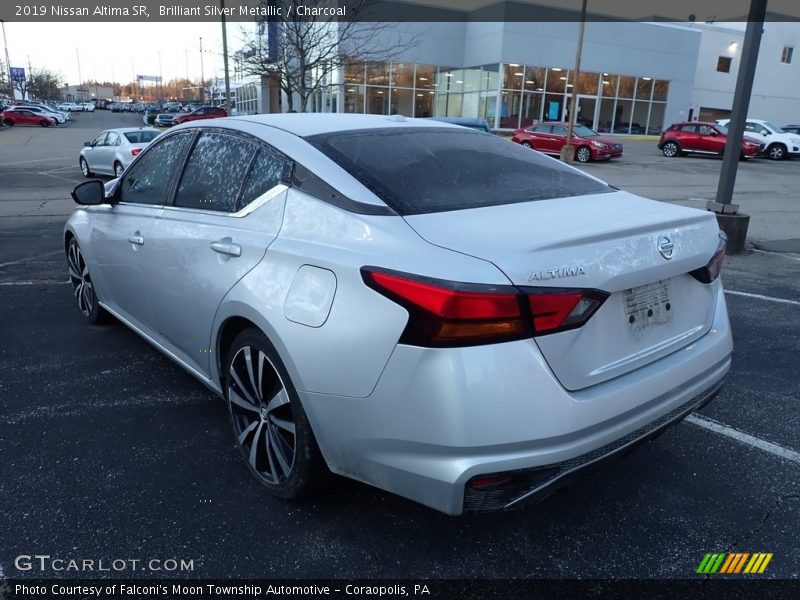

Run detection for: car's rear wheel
[[576, 146, 592, 163], [79, 157, 93, 178], [521, 141, 532, 148], [2, 119, 12, 127], [225, 328, 329, 499], [662, 141, 680, 157], [67, 239, 107, 324], [114, 162, 124, 178], [766, 143, 786, 160]]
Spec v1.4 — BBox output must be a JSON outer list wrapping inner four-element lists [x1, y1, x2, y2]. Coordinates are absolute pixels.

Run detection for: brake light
[[131, 148, 142, 156], [362, 268, 609, 347], [690, 233, 727, 284]]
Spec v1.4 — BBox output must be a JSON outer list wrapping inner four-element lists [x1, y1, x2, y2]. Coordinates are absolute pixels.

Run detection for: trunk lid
[[403, 191, 721, 391]]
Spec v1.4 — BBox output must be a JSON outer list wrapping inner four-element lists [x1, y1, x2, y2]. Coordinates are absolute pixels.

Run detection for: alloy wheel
[[227, 346, 296, 485], [80, 158, 90, 177], [768, 145, 785, 160], [663, 142, 678, 157], [576, 147, 591, 163], [521, 141, 532, 148], [114, 162, 124, 177], [67, 242, 94, 316]]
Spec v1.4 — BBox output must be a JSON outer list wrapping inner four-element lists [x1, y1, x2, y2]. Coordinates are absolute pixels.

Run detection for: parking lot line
[[686, 414, 800, 465], [724, 289, 800, 307], [0, 280, 69, 286], [0, 156, 70, 166], [0, 250, 62, 269], [751, 248, 800, 263]]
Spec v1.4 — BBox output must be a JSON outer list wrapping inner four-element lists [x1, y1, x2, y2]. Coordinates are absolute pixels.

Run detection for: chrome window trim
[[154, 183, 288, 219]]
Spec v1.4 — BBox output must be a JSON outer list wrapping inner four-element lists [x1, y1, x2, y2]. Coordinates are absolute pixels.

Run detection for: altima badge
[[657, 235, 674, 260], [528, 265, 586, 281]]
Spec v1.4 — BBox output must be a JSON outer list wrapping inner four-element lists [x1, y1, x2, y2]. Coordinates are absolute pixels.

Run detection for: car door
[[677, 124, 700, 151], [549, 124, 569, 153], [102, 132, 123, 174], [87, 131, 195, 330], [84, 132, 109, 174], [144, 131, 290, 376], [696, 125, 723, 153], [527, 124, 554, 152], [743, 121, 769, 145]]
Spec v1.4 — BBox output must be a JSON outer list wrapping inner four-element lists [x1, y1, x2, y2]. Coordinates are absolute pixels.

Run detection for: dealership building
[[233, 20, 799, 132]]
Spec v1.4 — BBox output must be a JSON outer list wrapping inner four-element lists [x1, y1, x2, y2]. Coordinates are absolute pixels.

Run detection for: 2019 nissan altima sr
[[64, 114, 732, 515]]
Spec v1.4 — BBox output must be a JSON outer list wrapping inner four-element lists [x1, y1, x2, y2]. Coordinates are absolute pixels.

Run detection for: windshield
[[573, 125, 599, 137], [124, 131, 159, 143], [715, 125, 728, 134], [764, 122, 785, 133], [307, 128, 612, 216]]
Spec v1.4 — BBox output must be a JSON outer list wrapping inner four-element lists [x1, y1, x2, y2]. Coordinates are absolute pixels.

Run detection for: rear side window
[[307, 128, 611, 215], [124, 131, 159, 143], [175, 132, 257, 212], [119, 132, 193, 205], [239, 148, 287, 209]]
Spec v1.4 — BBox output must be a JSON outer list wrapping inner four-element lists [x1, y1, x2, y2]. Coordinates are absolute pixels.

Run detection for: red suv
[[2, 109, 57, 127], [173, 106, 227, 125], [511, 122, 623, 163], [658, 122, 763, 159]]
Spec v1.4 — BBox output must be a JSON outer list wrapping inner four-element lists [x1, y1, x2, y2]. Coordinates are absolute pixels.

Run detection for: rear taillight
[[690, 233, 727, 284], [362, 268, 609, 347], [131, 148, 142, 156]]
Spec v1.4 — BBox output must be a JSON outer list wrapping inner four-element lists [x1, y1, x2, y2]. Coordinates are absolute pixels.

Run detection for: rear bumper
[[301, 287, 732, 515]]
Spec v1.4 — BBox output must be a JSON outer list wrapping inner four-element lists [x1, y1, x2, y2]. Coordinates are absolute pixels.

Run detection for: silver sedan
[[79, 127, 160, 178], [64, 114, 732, 515]]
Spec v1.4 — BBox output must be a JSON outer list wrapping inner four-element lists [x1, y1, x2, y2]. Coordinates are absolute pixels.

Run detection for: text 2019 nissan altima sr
[[64, 114, 732, 515]]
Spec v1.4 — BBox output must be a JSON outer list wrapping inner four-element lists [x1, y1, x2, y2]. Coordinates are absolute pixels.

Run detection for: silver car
[[64, 114, 732, 515], [79, 127, 161, 178]]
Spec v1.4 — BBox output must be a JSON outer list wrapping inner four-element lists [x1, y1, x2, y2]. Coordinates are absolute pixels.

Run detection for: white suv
[[716, 118, 800, 160]]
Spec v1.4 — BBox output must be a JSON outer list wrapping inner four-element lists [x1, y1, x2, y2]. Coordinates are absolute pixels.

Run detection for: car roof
[[102, 127, 160, 134], [228, 113, 462, 137]]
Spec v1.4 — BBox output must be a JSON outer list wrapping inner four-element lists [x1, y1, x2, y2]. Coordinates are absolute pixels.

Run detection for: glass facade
[[320, 61, 669, 135]]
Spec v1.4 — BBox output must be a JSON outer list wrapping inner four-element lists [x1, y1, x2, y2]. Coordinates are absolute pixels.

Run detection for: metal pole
[[158, 50, 163, 101], [711, 0, 768, 211], [199, 37, 205, 103], [76, 48, 83, 102], [561, 0, 587, 163], [221, 0, 232, 115], [1, 20, 12, 96]]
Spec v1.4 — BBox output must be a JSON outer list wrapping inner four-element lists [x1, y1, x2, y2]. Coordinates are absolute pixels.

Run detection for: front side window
[[530, 124, 551, 133], [307, 127, 612, 215], [174, 132, 257, 212], [92, 133, 108, 146], [119, 132, 193, 205]]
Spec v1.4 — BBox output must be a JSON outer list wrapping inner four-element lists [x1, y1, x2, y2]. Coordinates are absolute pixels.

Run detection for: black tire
[[40, 119, 50, 127], [766, 143, 786, 161], [3, 118, 13, 127], [575, 146, 592, 163], [113, 162, 124, 178], [66, 239, 108, 325], [79, 157, 93, 178], [521, 141, 532, 148], [224, 328, 330, 500], [662, 141, 680, 157]]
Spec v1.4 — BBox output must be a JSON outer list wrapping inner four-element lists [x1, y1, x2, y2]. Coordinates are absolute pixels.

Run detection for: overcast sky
[[2, 22, 251, 85]]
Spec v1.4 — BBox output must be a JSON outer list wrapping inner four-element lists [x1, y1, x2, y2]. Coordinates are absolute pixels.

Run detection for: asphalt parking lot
[[0, 113, 798, 580]]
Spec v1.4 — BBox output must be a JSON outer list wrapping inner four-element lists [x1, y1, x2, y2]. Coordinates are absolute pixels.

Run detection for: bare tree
[[0, 59, 12, 98], [27, 68, 63, 100], [236, 0, 420, 113]]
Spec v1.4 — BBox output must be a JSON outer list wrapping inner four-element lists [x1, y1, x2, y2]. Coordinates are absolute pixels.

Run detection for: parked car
[[659, 122, 763, 159], [172, 106, 226, 125], [2, 108, 57, 127], [781, 124, 800, 135], [8, 105, 66, 124], [715, 118, 800, 160], [110, 103, 125, 113], [64, 114, 732, 515], [154, 113, 175, 128], [57, 102, 81, 112], [80, 102, 96, 112], [512, 122, 623, 162], [79, 127, 161, 178], [162, 102, 183, 112], [428, 116, 492, 133]]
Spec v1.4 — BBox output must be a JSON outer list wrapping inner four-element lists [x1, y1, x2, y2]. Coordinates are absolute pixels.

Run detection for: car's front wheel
[[79, 157, 93, 178], [521, 141, 532, 148], [2, 118, 12, 127], [766, 143, 786, 160], [575, 146, 592, 163], [225, 328, 329, 499], [662, 141, 681, 157], [66, 239, 106, 324], [40, 119, 50, 127]]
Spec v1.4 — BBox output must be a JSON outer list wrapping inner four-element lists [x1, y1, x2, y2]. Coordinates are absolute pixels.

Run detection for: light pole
[[220, 0, 232, 115], [1, 20, 12, 96], [561, 0, 587, 163], [199, 37, 205, 102], [76, 48, 83, 102]]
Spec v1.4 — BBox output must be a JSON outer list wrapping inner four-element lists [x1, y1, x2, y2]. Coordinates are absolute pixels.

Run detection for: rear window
[[307, 128, 611, 215], [124, 131, 159, 143]]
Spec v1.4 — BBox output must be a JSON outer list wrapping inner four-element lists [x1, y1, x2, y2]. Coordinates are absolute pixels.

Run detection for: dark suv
[[659, 122, 763, 159]]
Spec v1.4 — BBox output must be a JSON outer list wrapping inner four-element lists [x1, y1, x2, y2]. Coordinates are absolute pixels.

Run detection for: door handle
[[128, 235, 144, 245], [210, 240, 241, 257]]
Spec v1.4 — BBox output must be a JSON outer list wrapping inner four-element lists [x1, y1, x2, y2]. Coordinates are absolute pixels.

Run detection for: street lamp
[[561, 0, 587, 164]]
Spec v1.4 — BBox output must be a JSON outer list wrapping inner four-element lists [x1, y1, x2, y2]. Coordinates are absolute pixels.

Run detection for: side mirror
[[71, 180, 106, 205], [761, 130, 770, 136], [83, 141, 92, 147]]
